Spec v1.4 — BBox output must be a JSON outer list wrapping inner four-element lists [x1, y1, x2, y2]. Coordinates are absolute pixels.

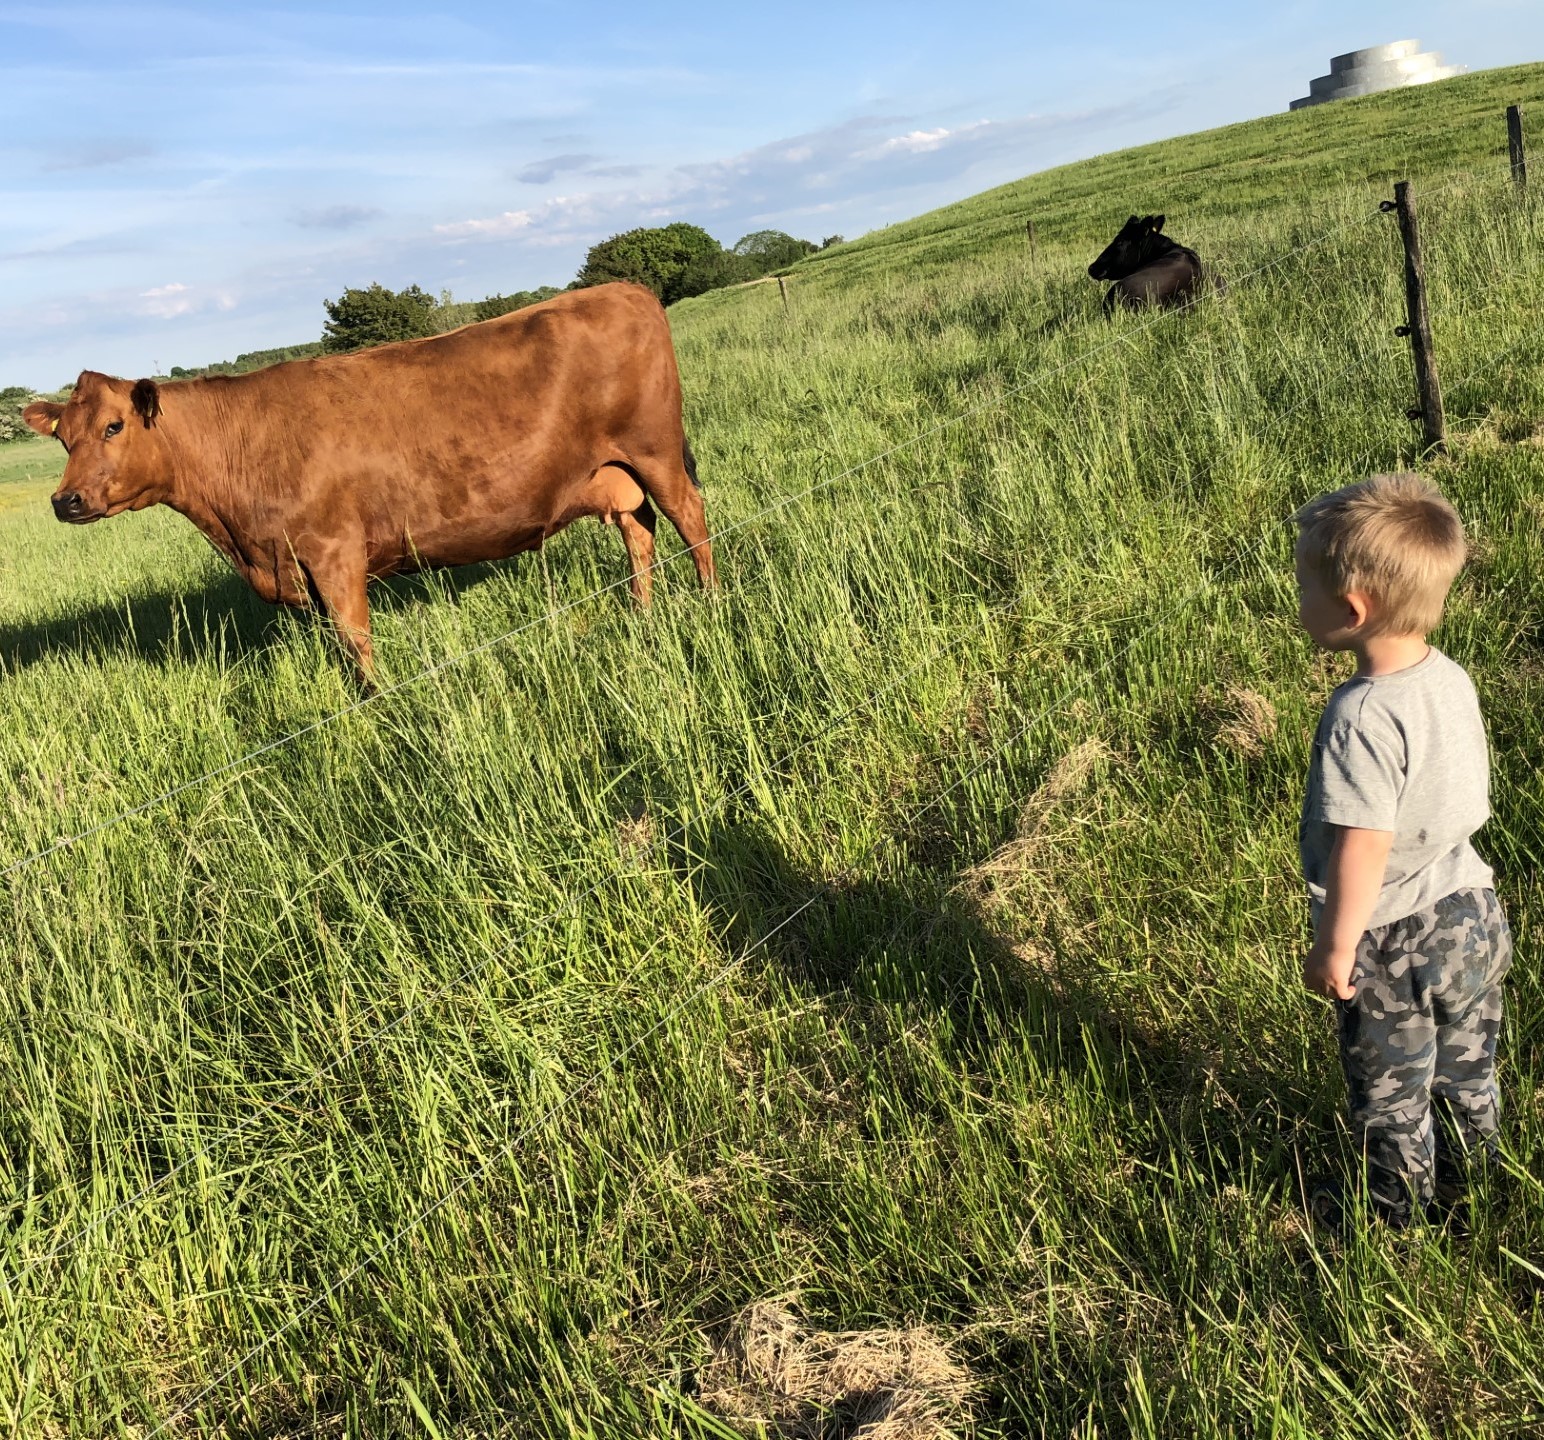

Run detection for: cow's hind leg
[[633, 449, 716, 590], [303, 549, 375, 687], [618, 500, 657, 608]]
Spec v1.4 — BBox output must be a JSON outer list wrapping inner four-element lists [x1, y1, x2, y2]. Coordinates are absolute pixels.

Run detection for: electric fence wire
[[141, 192, 1544, 1434], [12, 587, 1021, 1283], [3, 163, 1501, 885], [12, 162, 1520, 1295]]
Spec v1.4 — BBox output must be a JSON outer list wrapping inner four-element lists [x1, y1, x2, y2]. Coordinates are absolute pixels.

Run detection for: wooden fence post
[[1383, 181, 1446, 454], [1025, 219, 1037, 266], [1508, 105, 1527, 192], [777, 275, 790, 317]]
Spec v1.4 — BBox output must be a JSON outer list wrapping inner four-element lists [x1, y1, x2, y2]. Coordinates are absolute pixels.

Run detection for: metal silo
[[1290, 41, 1466, 111]]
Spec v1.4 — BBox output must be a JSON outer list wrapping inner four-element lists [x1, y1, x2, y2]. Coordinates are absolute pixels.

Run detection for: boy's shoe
[[1431, 1167, 1510, 1237], [1434, 1150, 1474, 1209], [1431, 1147, 1507, 1237], [1426, 1191, 1473, 1238], [1433, 1158, 1469, 1233], [1308, 1175, 1416, 1234], [1308, 1176, 1352, 1235]]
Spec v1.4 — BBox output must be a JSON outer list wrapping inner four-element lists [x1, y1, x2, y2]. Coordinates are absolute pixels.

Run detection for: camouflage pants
[[1337, 886, 1511, 1219]]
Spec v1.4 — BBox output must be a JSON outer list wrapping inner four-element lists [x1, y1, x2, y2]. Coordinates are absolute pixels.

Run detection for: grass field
[[3, 63, 1544, 1439]]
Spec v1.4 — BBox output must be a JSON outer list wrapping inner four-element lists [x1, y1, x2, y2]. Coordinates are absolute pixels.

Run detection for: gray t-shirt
[[1300, 647, 1493, 929]]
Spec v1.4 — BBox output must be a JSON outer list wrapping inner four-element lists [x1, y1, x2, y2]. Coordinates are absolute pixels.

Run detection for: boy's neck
[[1350, 632, 1431, 678]]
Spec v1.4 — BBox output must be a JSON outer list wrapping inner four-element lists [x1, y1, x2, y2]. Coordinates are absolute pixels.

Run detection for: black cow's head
[[26, 371, 173, 524], [1088, 214, 1167, 281]]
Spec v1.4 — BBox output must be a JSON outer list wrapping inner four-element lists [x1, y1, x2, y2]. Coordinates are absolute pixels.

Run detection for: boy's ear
[[22, 401, 64, 437], [1343, 590, 1373, 631]]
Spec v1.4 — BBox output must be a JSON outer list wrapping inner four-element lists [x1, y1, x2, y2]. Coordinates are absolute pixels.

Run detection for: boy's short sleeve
[[1309, 715, 1404, 832]]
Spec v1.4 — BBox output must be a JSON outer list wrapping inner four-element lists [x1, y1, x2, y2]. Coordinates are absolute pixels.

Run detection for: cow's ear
[[130, 378, 161, 427], [1151, 214, 1165, 232], [1126, 213, 1139, 227], [22, 401, 64, 437]]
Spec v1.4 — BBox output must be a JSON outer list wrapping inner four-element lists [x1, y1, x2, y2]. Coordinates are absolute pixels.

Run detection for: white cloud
[[425, 100, 1179, 256], [433, 209, 534, 238], [876, 126, 951, 154], [872, 121, 991, 155], [138, 281, 193, 317], [132, 280, 238, 320]]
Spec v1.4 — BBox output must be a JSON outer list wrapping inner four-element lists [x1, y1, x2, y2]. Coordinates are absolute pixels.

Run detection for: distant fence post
[[777, 275, 790, 317], [1508, 105, 1527, 192], [1382, 182, 1446, 454], [1025, 219, 1037, 266]]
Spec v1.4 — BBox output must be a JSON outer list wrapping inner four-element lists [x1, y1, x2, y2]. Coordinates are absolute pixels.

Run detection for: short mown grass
[[1, 63, 1542, 1439]]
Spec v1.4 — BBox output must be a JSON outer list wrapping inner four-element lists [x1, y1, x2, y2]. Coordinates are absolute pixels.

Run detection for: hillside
[[2, 63, 1543, 1437]]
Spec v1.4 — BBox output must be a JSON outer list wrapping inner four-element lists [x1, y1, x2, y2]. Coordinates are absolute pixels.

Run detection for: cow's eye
[[105, 420, 124, 438]]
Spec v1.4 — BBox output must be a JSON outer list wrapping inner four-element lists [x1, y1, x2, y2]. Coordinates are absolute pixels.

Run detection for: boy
[[1295, 472, 1510, 1230]]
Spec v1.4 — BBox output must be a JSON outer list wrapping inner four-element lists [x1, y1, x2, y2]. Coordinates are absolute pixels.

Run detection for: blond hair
[[1295, 473, 1466, 636]]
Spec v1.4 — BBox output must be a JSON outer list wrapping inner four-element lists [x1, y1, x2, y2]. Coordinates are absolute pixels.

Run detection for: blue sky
[[2, 1, 1538, 386]]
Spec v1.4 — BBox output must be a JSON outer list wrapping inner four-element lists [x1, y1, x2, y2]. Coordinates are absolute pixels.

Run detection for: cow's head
[[1087, 213, 1166, 281], [26, 371, 172, 524]]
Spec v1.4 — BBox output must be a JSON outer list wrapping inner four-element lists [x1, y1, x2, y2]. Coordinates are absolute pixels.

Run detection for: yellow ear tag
[[50, 419, 59, 435]]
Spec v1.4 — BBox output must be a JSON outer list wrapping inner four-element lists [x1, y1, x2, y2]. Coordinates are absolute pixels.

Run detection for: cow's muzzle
[[52, 491, 89, 522]]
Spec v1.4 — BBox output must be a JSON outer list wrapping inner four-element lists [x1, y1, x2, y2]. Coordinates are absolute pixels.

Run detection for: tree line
[[318, 225, 837, 352], [1, 223, 841, 437]]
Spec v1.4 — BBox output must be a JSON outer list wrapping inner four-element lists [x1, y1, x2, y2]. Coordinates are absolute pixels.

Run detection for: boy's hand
[[1303, 937, 1357, 1001]]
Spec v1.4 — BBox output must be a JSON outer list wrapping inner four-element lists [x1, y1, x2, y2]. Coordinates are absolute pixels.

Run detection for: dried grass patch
[[1453, 411, 1544, 452], [960, 738, 1111, 902], [615, 805, 657, 862], [698, 1299, 976, 1439], [1200, 683, 1278, 758]]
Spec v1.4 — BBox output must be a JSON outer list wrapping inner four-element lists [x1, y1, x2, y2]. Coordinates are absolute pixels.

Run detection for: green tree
[[732, 230, 817, 273], [671, 249, 758, 301], [474, 286, 563, 322], [575, 224, 723, 303], [0, 386, 35, 445], [321, 283, 437, 353]]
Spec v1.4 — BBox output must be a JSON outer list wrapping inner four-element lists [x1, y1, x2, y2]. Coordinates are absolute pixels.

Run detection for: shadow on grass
[[0, 570, 282, 674], [677, 812, 1304, 1111], [672, 815, 1325, 1432], [0, 553, 552, 678]]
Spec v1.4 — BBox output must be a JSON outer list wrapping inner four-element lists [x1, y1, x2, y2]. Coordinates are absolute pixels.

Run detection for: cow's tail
[[683, 435, 702, 490]]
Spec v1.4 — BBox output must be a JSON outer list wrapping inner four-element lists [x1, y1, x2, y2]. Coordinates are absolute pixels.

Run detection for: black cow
[[1088, 214, 1207, 313]]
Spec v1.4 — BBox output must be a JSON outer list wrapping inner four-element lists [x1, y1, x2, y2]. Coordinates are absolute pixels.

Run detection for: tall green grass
[[1, 64, 1542, 1438]]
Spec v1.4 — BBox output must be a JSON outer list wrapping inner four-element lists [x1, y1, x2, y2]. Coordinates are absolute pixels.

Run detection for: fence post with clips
[[1382, 181, 1446, 455]]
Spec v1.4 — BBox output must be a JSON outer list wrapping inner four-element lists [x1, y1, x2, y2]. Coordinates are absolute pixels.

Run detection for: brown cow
[[23, 281, 716, 682]]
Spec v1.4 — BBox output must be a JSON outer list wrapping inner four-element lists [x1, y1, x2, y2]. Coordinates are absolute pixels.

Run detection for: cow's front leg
[[303, 549, 374, 687]]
